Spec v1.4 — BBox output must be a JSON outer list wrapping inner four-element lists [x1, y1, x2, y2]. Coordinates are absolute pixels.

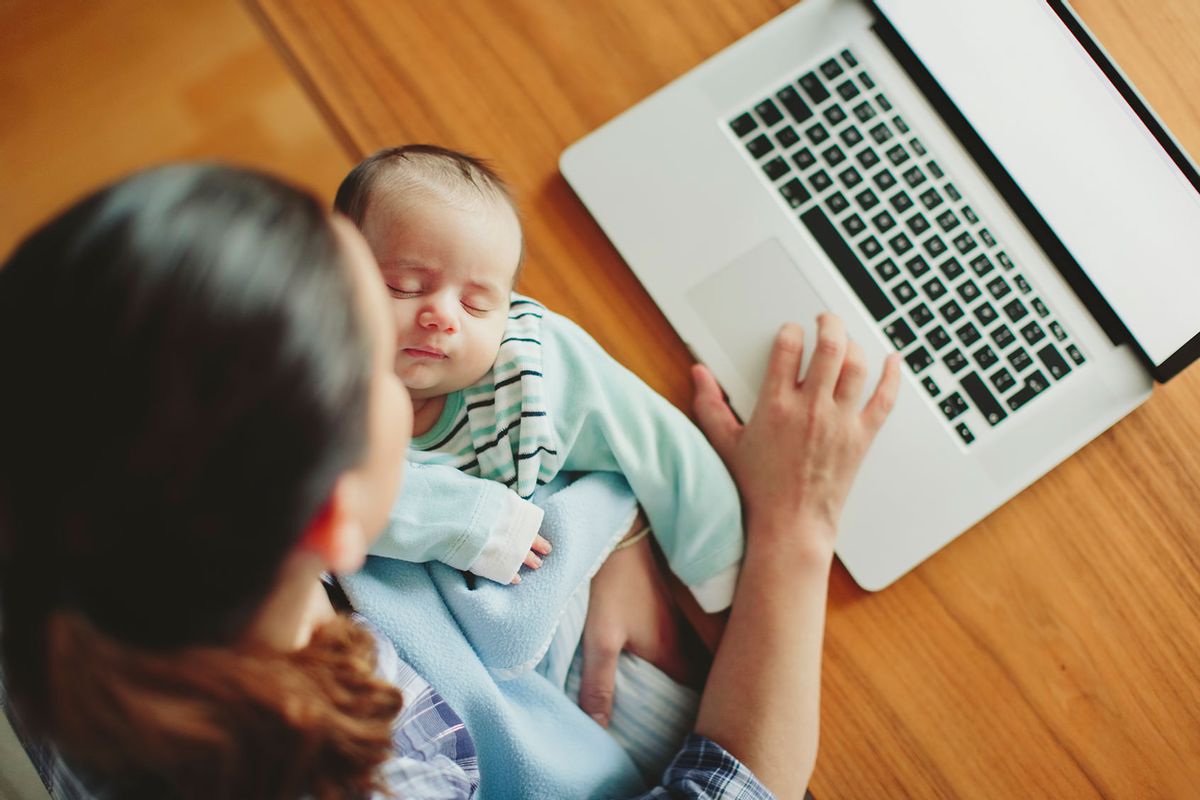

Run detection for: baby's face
[[361, 195, 521, 399]]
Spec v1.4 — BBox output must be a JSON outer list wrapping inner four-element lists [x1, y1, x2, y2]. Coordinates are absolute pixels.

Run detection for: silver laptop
[[560, 0, 1200, 589]]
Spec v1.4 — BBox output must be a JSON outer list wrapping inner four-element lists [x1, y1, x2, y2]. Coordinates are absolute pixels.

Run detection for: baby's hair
[[334, 143, 525, 282]]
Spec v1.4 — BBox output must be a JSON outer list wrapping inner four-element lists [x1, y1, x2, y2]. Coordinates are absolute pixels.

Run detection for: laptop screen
[[874, 0, 1200, 380]]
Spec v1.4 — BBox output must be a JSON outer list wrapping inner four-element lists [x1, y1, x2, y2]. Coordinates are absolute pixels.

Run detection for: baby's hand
[[511, 534, 553, 584]]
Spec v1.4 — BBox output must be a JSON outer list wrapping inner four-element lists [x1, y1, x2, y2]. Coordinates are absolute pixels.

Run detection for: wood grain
[[248, 1, 1200, 796]]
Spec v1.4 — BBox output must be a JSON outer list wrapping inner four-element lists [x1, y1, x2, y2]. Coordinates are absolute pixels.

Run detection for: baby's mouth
[[403, 345, 448, 359]]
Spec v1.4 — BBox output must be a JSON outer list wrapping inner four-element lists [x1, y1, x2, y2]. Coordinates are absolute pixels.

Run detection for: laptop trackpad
[[686, 238, 830, 395]]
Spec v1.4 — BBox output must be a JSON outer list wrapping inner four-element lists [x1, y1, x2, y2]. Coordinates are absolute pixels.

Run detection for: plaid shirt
[[5, 619, 772, 799]]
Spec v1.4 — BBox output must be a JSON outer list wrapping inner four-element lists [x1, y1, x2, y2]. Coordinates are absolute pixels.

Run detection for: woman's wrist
[[743, 510, 837, 571]]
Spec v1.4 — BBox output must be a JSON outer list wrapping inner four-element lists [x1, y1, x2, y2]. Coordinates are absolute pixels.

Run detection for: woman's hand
[[692, 314, 900, 560], [577, 513, 691, 728]]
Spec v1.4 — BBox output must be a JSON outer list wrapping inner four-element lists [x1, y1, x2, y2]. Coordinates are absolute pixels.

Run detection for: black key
[[872, 210, 896, 232], [730, 112, 758, 137], [823, 104, 848, 125], [875, 257, 900, 281], [857, 148, 881, 169], [980, 228, 997, 248], [840, 126, 864, 147], [836, 80, 859, 101], [1008, 346, 1033, 371], [945, 183, 962, 201], [957, 279, 981, 303], [893, 280, 916, 304], [990, 367, 1015, 393], [992, 324, 1015, 349], [747, 134, 774, 159], [911, 302, 934, 327], [869, 123, 892, 144], [777, 126, 800, 148], [921, 375, 940, 397], [876, 93, 893, 111], [890, 191, 914, 213], [905, 255, 931, 277], [1066, 344, 1086, 365], [874, 169, 897, 190], [843, 213, 866, 236], [908, 139, 927, 158], [755, 97, 784, 126], [940, 257, 964, 280], [838, 166, 863, 187], [841, 48, 859, 67], [820, 58, 845, 80], [902, 166, 926, 187], [779, 178, 811, 208], [986, 277, 1011, 299], [852, 100, 876, 122], [798, 72, 831, 105], [997, 251, 1015, 270], [974, 344, 998, 369], [936, 210, 960, 231], [826, 191, 850, 214], [800, 206, 895, 321], [793, 148, 817, 170], [763, 157, 791, 180], [1020, 320, 1046, 345], [1049, 321, 1067, 342], [928, 160, 945, 179], [859, 236, 883, 259], [920, 188, 944, 210], [1006, 370, 1049, 411], [939, 299, 964, 323], [1032, 298, 1050, 318], [822, 144, 846, 166], [893, 115, 910, 133], [1037, 343, 1072, 380], [886, 144, 910, 165], [927, 326, 951, 350], [806, 123, 830, 144], [953, 232, 977, 254], [970, 255, 994, 277], [961, 371, 1007, 426], [884, 317, 917, 349], [962, 206, 980, 224], [907, 213, 931, 235], [940, 392, 968, 420], [924, 235, 948, 258], [974, 302, 998, 326], [922, 276, 947, 300], [859, 71, 876, 90], [956, 422, 976, 445], [956, 321, 981, 346], [1003, 299, 1028, 322], [905, 345, 934, 373], [944, 349, 968, 373], [855, 188, 880, 209], [889, 232, 914, 255], [1013, 274, 1032, 294], [810, 170, 833, 192]]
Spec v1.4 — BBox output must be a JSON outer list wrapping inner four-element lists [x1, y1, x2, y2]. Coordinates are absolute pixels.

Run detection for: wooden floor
[[0, 0, 351, 256]]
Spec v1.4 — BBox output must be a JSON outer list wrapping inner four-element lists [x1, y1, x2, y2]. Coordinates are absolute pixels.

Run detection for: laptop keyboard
[[728, 47, 1086, 446]]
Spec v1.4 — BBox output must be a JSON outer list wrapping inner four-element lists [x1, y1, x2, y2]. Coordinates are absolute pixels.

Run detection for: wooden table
[[249, 1, 1200, 795]]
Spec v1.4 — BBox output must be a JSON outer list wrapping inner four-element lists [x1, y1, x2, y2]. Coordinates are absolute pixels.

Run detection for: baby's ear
[[299, 478, 369, 574]]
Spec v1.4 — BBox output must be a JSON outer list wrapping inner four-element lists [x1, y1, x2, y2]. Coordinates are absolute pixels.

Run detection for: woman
[[0, 164, 898, 799]]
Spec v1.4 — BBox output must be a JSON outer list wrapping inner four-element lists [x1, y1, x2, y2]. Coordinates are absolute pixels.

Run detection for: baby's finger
[[524, 552, 544, 570], [532, 534, 552, 555]]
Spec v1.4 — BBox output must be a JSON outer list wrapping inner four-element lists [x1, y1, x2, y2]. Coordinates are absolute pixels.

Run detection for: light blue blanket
[[342, 472, 648, 799]]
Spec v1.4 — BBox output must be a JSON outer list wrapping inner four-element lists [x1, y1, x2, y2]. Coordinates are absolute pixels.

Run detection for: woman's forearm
[[693, 522, 834, 799]]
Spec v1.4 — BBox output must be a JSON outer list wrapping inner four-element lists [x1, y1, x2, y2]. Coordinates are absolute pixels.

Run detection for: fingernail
[[512, 574, 522, 584], [543, 541, 552, 553], [529, 554, 543, 568], [590, 713, 609, 728]]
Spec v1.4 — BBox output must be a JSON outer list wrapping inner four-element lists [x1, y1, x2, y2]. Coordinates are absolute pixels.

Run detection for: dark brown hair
[[0, 164, 403, 798]]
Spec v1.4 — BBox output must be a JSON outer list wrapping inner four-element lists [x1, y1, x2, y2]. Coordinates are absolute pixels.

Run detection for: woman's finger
[[834, 340, 868, 405], [862, 352, 902, 433], [691, 363, 742, 462], [578, 631, 622, 728], [800, 314, 847, 395], [758, 323, 806, 400]]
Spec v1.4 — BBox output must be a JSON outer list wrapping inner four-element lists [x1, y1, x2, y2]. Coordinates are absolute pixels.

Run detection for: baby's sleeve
[[371, 461, 544, 585], [540, 313, 744, 612]]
